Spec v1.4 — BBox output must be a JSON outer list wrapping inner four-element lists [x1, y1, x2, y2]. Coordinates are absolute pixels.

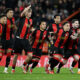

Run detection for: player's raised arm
[[21, 5, 31, 17]]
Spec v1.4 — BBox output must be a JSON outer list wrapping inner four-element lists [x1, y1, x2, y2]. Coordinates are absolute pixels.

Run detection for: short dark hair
[[0, 13, 6, 18], [5, 8, 13, 14], [54, 14, 61, 19], [39, 18, 47, 25], [72, 19, 79, 23], [63, 21, 69, 26]]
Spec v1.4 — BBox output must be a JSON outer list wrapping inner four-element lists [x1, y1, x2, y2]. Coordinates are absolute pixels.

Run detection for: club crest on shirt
[[44, 35, 46, 38], [65, 33, 69, 36], [25, 23, 30, 28]]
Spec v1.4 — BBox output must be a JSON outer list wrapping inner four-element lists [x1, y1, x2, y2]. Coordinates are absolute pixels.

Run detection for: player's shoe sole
[[56, 68, 60, 74], [3, 70, 8, 74], [30, 69, 32, 74], [21, 65, 27, 74], [49, 70, 54, 74], [25, 65, 29, 72], [11, 69, 15, 73], [45, 64, 49, 74], [69, 69, 75, 74]]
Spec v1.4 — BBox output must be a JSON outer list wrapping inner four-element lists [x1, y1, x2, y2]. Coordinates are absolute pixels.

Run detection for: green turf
[[0, 67, 80, 80]]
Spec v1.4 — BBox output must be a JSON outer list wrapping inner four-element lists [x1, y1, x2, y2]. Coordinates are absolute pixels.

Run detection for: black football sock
[[0, 58, 1, 61], [72, 60, 77, 68], [12, 64, 16, 69], [57, 62, 64, 73], [49, 58, 53, 64], [31, 62, 38, 69], [58, 62, 64, 69], [50, 58, 59, 70], [5, 56, 11, 68], [78, 59, 80, 69]]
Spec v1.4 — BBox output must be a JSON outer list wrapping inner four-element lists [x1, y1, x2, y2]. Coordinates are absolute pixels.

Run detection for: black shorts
[[0, 39, 14, 50], [64, 49, 79, 59], [53, 47, 64, 56], [48, 45, 54, 56], [0, 39, 5, 49], [13, 38, 32, 54], [32, 48, 42, 59]]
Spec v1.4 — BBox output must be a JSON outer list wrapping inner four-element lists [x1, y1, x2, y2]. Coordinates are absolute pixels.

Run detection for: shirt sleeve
[[48, 24, 53, 32], [32, 29, 37, 37], [0, 25, 2, 35]]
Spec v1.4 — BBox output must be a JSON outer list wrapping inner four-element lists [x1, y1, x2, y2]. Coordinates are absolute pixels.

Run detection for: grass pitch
[[0, 67, 80, 80]]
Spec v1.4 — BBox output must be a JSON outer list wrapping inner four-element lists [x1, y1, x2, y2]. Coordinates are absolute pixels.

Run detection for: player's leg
[[77, 40, 80, 74], [4, 40, 13, 73], [78, 58, 80, 74], [49, 48, 63, 74], [45, 56, 53, 74], [22, 39, 33, 73], [23, 52, 33, 66], [45, 45, 54, 74], [11, 38, 22, 73], [70, 51, 79, 73], [57, 49, 71, 73], [0, 40, 5, 61], [30, 57, 40, 74], [56, 58, 68, 73], [0, 49, 4, 61], [25, 60, 33, 72], [4, 48, 12, 73], [29, 49, 41, 73], [12, 54, 18, 73]]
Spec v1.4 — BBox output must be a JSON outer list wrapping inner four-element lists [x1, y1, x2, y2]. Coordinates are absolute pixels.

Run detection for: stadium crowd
[[0, 0, 80, 26]]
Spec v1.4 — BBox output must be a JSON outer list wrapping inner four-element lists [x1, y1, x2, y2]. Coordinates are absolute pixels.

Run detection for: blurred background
[[0, 0, 80, 26]]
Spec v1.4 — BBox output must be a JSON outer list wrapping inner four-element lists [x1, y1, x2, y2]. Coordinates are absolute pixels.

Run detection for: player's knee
[[53, 54, 62, 61], [14, 54, 18, 59], [7, 48, 12, 53], [7, 53, 11, 57], [73, 54, 79, 61], [62, 60, 67, 65], [28, 53, 33, 59], [32, 58, 39, 62]]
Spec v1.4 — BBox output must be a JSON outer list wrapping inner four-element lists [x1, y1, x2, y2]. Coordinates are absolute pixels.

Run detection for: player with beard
[[0, 13, 7, 61], [48, 21, 70, 74], [56, 19, 80, 74], [45, 15, 62, 74], [23, 20, 53, 74], [11, 5, 33, 73], [2, 8, 17, 73]]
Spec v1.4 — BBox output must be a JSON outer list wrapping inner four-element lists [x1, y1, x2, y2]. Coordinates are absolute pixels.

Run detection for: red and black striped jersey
[[48, 23, 62, 33], [16, 17, 32, 39], [0, 24, 3, 36], [31, 29, 50, 49], [54, 29, 70, 48], [67, 28, 79, 49], [0, 23, 6, 40], [2, 17, 15, 40]]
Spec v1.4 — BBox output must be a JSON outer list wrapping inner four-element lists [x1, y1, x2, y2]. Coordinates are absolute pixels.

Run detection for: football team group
[[0, 5, 80, 74]]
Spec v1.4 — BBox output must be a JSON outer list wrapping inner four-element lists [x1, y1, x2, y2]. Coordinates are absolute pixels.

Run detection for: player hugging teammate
[[45, 19, 80, 74], [0, 4, 80, 74]]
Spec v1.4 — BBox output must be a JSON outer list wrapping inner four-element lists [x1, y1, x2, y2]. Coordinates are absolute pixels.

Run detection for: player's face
[[25, 9, 32, 18], [54, 16, 61, 24], [63, 23, 70, 32], [40, 22, 47, 30], [73, 21, 79, 28], [7, 10, 14, 18], [1, 16, 7, 24]]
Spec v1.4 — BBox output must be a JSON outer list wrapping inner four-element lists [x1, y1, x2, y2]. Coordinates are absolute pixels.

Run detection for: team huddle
[[0, 5, 80, 74]]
